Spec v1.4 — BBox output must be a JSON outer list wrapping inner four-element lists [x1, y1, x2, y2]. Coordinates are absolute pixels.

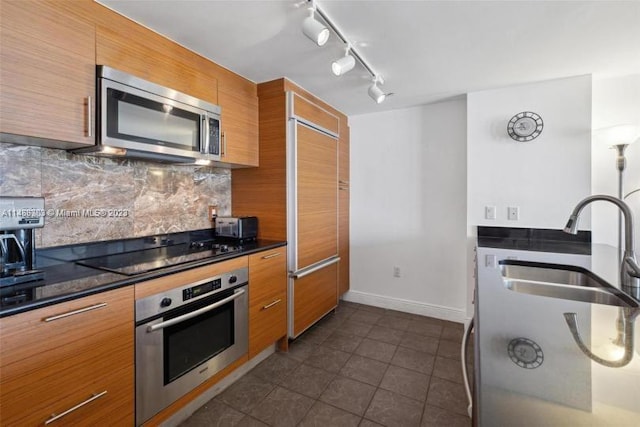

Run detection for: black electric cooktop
[[76, 241, 240, 276]]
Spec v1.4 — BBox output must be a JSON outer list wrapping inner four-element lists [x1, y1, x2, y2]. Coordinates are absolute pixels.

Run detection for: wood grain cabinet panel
[[96, 24, 218, 106], [291, 94, 340, 135], [338, 124, 350, 296], [219, 84, 259, 167], [0, 0, 95, 147], [296, 123, 338, 269], [248, 249, 287, 358], [0, 287, 134, 426], [292, 262, 338, 337]]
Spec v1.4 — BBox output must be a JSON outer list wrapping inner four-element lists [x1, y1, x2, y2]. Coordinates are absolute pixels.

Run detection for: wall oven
[[74, 65, 221, 164], [135, 267, 248, 425]]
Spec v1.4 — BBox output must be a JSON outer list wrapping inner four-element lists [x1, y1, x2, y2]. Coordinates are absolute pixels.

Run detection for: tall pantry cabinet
[[232, 79, 349, 338]]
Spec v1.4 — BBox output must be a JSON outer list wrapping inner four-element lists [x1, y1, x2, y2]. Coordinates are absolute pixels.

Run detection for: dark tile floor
[[181, 301, 473, 427]]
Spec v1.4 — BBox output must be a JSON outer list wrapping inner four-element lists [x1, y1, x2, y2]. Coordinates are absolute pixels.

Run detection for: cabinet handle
[[42, 303, 107, 323], [339, 186, 349, 191], [221, 131, 227, 157], [45, 391, 107, 425], [262, 299, 282, 310], [339, 180, 349, 185], [262, 252, 282, 260], [86, 96, 92, 138]]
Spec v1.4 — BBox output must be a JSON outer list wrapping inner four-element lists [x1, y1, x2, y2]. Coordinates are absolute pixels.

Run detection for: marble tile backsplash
[[0, 143, 231, 247]]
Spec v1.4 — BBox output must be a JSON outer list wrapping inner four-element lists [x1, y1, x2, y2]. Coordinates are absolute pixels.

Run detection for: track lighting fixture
[[303, 0, 390, 104], [331, 46, 356, 76], [302, 7, 329, 46], [368, 77, 386, 104]]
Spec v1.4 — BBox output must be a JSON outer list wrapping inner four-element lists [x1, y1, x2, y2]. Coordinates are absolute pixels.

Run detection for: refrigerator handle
[[291, 256, 340, 279]]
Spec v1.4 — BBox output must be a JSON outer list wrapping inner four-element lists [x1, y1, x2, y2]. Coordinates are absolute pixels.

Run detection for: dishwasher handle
[[147, 288, 245, 333]]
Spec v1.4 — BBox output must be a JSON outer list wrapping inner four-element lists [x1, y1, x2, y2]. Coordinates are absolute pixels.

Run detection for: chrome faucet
[[564, 195, 640, 299], [563, 195, 640, 368]]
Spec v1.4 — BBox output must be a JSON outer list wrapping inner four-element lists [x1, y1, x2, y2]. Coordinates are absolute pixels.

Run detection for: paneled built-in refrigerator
[[286, 93, 340, 338]]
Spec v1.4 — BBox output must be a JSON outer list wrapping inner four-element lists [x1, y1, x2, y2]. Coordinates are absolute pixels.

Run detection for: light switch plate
[[485, 206, 497, 220]]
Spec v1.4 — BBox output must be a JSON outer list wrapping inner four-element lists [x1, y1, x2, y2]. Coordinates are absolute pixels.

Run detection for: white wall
[[347, 99, 468, 322], [467, 75, 593, 229], [591, 74, 640, 250]]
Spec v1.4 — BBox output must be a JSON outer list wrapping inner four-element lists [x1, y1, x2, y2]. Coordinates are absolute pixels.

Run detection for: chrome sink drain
[[508, 337, 544, 369]]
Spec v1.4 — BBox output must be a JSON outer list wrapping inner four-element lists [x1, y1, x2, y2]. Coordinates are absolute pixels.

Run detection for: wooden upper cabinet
[[94, 4, 260, 167], [95, 24, 218, 106], [0, 0, 95, 147], [291, 93, 340, 135], [219, 82, 259, 167]]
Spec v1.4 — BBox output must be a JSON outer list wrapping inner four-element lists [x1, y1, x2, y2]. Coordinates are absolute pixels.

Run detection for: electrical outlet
[[508, 206, 520, 221], [485, 205, 496, 220], [208, 205, 217, 222], [393, 266, 401, 278], [485, 254, 497, 268]]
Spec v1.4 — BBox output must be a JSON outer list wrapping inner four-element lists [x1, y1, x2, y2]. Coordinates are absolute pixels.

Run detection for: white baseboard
[[342, 290, 469, 324]]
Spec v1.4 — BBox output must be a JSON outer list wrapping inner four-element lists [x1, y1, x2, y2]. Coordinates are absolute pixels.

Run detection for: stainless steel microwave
[[73, 66, 221, 164]]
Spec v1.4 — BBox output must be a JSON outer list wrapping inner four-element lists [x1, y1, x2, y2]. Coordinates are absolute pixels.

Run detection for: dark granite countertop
[[0, 229, 286, 317], [477, 225, 592, 254]]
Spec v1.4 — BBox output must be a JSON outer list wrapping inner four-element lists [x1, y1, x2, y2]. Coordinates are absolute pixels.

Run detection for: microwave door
[[100, 79, 207, 160]]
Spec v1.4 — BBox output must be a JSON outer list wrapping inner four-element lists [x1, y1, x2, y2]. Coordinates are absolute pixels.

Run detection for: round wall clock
[[507, 111, 544, 142]]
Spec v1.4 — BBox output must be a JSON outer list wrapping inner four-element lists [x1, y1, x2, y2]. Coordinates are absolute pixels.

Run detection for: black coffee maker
[[0, 197, 45, 288]]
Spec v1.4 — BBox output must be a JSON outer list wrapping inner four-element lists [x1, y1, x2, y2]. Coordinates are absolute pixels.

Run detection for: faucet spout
[[564, 195, 640, 296]]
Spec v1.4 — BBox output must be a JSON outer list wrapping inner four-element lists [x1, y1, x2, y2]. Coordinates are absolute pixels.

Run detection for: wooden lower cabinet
[[0, 287, 134, 426], [248, 248, 287, 358]]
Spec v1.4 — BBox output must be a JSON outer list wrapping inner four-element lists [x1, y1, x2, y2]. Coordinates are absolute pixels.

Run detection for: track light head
[[302, 8, 329, 46], [331, 49, 356, 76], [368, 81, 386, 104]]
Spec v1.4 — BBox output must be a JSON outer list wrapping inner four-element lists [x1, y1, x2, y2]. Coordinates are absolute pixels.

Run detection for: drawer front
[[0, 353, 133, 426], [0, 287, 133, 370], [0, 288, 134, 425], [248, 248, 287, 304], [249, 291, 287, 358], [293, 262, 338, 337]]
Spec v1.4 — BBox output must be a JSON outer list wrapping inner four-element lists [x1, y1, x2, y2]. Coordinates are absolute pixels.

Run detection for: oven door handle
[[146, 288, 246, 333]]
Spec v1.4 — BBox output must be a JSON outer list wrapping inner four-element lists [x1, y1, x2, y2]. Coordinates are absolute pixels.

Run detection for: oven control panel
[[183, 278, 222, 301], [135, 267, 248, 321]]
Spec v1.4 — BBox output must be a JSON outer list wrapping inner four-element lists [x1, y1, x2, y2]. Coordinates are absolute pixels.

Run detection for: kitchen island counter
[[476, 230, 640, 426]]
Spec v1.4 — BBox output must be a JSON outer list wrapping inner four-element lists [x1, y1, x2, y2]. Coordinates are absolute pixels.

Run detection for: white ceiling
[[98, 0, 640, 116]]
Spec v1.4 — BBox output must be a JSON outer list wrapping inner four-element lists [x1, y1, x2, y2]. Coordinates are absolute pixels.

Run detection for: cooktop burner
[[77, 241, 240, 276]]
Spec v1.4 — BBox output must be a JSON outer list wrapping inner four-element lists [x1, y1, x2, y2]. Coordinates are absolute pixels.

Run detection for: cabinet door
[[338, 125, 350, 296], [296, 123, 338, 270], [0, 0, 95, 146], [96, 21, 218, 106], [0, 287, 134, 426], [219, 85, 259, 167], [248, 249, 287, 358]]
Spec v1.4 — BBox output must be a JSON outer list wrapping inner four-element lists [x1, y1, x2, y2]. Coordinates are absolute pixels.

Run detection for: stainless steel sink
[[499, 260, 640, 308]]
